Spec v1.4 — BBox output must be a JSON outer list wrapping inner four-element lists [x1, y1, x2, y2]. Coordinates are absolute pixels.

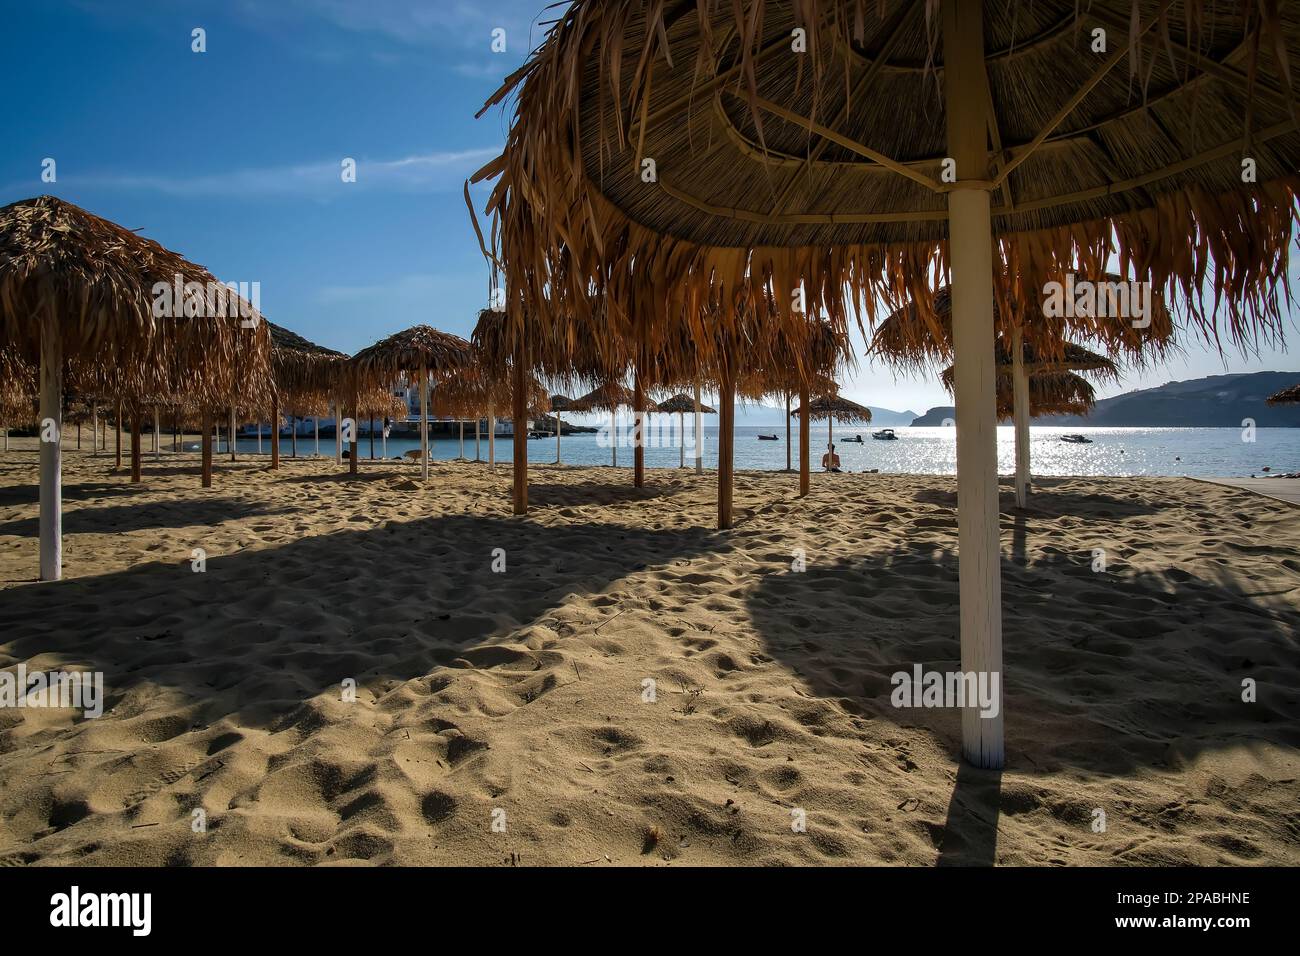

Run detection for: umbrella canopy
[[654, 393, 717, 415], [269, 321, 348, 396], [570, 381, 636, 413], [872, 282, 1174, 371], [432, 365, 549, 420], [941, 365, 1099, 420], [1267, 383, 1300, 405], [791, 393, 874, 425], [474, 2, 1296, 347], [351, 325, 473, 386], [0, 196, 270, 405], [549, 394, 575, 412], [355, 387, 409, 422]]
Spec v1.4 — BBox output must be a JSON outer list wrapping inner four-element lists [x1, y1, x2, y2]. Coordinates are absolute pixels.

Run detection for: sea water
[[218, 425, 1299, 479]]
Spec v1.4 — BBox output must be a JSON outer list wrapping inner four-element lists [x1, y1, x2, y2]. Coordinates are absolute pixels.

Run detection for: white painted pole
[[1012, 326, 1031, 508], [944, 0, 1004, 769], [314, 416, 320, 457], [420, 364, 430, 481], [229, 408, 237, 461], [334, 395, 342, 465], [611, 408, 617, 468], [460, 420, 465, 460], [257, 419, 263, 456], [680, 410, 685, 468], [488, 405, 496, 472], [39, 317, 62, 581], [475, 417, 481, 461], [91, 402, 98, 457], [555, 411, 561, 464], [693, 381, 703, 474]]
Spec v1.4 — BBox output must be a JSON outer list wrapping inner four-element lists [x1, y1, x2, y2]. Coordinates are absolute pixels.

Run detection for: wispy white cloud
[[43, 147, 500, 199]]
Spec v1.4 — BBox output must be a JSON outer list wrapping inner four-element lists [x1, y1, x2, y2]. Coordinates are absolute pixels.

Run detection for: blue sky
[[2, 0, 1295, 417]]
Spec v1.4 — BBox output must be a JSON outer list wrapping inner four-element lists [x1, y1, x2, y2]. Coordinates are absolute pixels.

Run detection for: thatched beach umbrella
[[0, 196, 268, 577], [791, 393, 873, 468], [354, 388, 408, 460], [654, 393, 717, 469], [269, 322, 347, 469], [1267, 383, 1300, 405], [473, 1, 1298, 768], [941, 365, 1100, 419], [571, 382, 636, 469], [352, 325, 473, 481], [874, 283, 1164, 505]]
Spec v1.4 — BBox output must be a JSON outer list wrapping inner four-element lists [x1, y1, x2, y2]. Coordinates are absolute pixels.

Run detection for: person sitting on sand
[[822, 443, 841, 472]]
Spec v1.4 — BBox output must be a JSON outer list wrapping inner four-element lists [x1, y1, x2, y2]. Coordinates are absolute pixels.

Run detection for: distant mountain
[[733, 403, 917, 427], [908, 372, 1300, 427], [911, 406, 956, 426], [1041, 372, 1300, 427]]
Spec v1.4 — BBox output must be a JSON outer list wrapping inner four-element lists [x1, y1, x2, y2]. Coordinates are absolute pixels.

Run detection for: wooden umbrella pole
[[314, 416, 319, 457], [944, 0, 1003, 769], [475, 416, 481, 461], [717, 370, 736, 530], [39, 315, 62, 581], [799, 384, 810, 496], [488, 405, 496, 473], [420, 363, 429, 481], [369, 416, 375, 460], [334, 393, 342, 465], [200, 409, 213, 488], [785, 393, 792, 471], [291, 416, 298, 458], [460, 420, 465, 460], [271, 394, 280, 470], [554, 412, 560, 464], [633, 369, 645, 487], [154, 406, 161, 461], [512, 357, 528, 515], [229, 408, 237, 461], [349, 374, 359, 477], [130, 408, 142, 483], [694, 381, 703, 474], [256, 418, 262, 455], [382, 418, 387, 459], [91, 402, 99, 457], [610, 408, 617, 468], [115, 402, 122, 469], [1012, 325, 1031, 508]]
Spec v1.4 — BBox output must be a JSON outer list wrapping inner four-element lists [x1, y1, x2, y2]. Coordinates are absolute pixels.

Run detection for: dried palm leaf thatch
[[1267, 382, 1300, 404], [472, 1, 1298, 361], [738, 317, 855, 399], [872, 279, 1174, 373], [351, 325, 474, 389], [549, 394, 575, 412], [653, 393, 717, 414], [269, 322, 349, 396], [431, 363, 549, 420], [0, 196, 272, 404], [473, 306, 625, 386], [0, 346, 36, 414], [355, 388, 409, 422], [791, 392, 874, 425], [570, 381, 637, 413], [940, 364, 1099, 419]]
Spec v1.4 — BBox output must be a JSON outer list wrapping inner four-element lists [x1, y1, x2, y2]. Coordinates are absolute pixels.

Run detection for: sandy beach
[[0, 442, 1297, 866]]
